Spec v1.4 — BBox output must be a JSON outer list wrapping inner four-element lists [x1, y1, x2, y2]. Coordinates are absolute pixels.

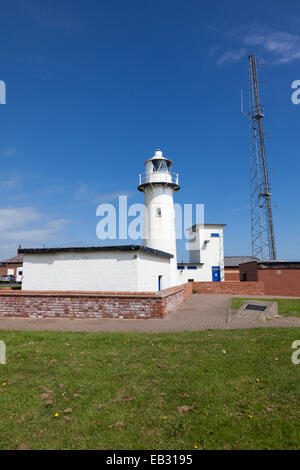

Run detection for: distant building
[[224, 256, 259, 281], [239, 260, 300, 296], [0, 254, 24, 282]]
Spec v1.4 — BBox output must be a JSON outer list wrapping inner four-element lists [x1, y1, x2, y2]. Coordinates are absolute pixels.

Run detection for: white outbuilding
[[20, 245, 173, 292], [177, 224, 226, 284]]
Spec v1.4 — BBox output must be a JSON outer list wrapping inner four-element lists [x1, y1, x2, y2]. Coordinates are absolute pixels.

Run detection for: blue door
[[212, 266, 221, 282]]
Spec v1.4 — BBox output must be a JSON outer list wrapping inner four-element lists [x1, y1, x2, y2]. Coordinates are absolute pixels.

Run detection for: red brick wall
[[0, 285, 187, 320], [0, 276, 298, 321], [224, 268, 240, 281], [192, 281, 265, 295], [239, 261, 258, 281], [258, 269, 300, 296], [183, 282, 194, 300]]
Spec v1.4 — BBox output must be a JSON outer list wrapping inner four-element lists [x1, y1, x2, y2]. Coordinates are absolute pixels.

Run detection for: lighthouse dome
[[144, 149, 173, 170], [138, 149, 179, 192]]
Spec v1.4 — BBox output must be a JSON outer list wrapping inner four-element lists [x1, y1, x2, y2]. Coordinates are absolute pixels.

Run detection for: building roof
[[0, 254, 24, 265], [18, 245, 173, 259], [144, 149, 173, 165], [238, 259, 300, 269], [224, 256, 259, 267], [257, 260, 300, 269], [188, 224, 227, 232]]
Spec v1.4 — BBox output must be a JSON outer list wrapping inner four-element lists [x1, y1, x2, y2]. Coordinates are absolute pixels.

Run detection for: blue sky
[[0, 0, 300, 261]]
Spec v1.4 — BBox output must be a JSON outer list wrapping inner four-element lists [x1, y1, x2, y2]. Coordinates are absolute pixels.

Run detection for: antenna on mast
[[240, 88, 248, 116]]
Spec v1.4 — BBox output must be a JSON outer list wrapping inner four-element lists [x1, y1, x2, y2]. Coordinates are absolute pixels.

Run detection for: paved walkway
[[0, 294, 300, 333]]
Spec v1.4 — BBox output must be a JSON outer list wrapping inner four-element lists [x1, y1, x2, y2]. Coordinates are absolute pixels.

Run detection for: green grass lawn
[[0, 328, 299, 450], [231, 298, 300, 317], [0, 284, 21, 289]]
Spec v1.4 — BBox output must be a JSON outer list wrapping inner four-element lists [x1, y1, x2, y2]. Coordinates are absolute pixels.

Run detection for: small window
[[211, 233, 220, 238], [187, 266, 197, 270], [156, 207, 162, 217], [188, 279, 194, 282], [18, 271, 23, 276], [177, 265, 185, 270]]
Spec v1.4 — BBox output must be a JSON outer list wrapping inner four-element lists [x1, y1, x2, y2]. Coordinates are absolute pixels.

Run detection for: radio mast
[[248, 54, 276, 260]]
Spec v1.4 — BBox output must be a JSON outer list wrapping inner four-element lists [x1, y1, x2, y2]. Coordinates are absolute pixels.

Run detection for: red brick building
[[0, 254, 24, 281], [239, 260, 300, 296], [224, 256, 258, 281]]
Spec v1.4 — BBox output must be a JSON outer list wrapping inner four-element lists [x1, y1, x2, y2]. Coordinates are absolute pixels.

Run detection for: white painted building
[[177, 224, 225, 284], [20, 149, 225, 292], [21, 246, 173, 292]]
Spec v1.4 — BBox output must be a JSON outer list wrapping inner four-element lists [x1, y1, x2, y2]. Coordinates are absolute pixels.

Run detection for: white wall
[[177, 265, 205, 283], [143, 185, 178, 286], [137, 251, 171, 291], [182, 225, 225, 282], [22, 250, 172, 292]]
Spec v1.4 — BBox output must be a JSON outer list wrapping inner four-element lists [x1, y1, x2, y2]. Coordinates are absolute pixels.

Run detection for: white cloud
[[93, 191, 135, 204], [1, 148, 18, 157], [0, 207, 40, 231], [0, 207, 68, 258], [6, 219, 68, 242], [74, 184, 134, 204], [214, 24, 300, 66], [23, 6, 81, 33], [74, 184, 93, 201], [0, 176, 22, 190], [217, 48, 246, 66], [244, 29, 300, 64]]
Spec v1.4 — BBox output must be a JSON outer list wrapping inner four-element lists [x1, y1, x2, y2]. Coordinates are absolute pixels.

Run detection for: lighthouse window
[[156, 207, 162, 217], [152, 159, 170, 172]]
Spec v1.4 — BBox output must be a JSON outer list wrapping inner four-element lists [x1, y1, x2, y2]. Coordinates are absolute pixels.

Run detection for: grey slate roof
[[256, 260, 300, 269], [0, 254, 24, 265], [224, 256, 259, 267], [18, 245, 173, 259]]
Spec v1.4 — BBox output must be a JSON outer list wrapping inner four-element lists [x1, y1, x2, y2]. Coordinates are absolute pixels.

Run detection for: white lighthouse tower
[[138, 149, 180, 287]]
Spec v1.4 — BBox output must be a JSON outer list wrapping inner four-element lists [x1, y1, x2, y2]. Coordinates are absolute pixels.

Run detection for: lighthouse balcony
[[138, 172, 180, 192], [138, 172, 179, 186]]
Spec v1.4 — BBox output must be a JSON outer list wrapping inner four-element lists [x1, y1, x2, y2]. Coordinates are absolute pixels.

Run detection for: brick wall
[[192, 281, 265, 295], [258, 269, 300, 296], [183, 282, 194, 300], [224, 268, 240, 281], [239, 262, 300, 296], [0, 285, 187, 320], [239, 261, 258, 281], [0, 277, 298, 321]]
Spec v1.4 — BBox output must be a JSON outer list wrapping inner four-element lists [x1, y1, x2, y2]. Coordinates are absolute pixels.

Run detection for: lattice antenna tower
[[247, 54, 276, 260]]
